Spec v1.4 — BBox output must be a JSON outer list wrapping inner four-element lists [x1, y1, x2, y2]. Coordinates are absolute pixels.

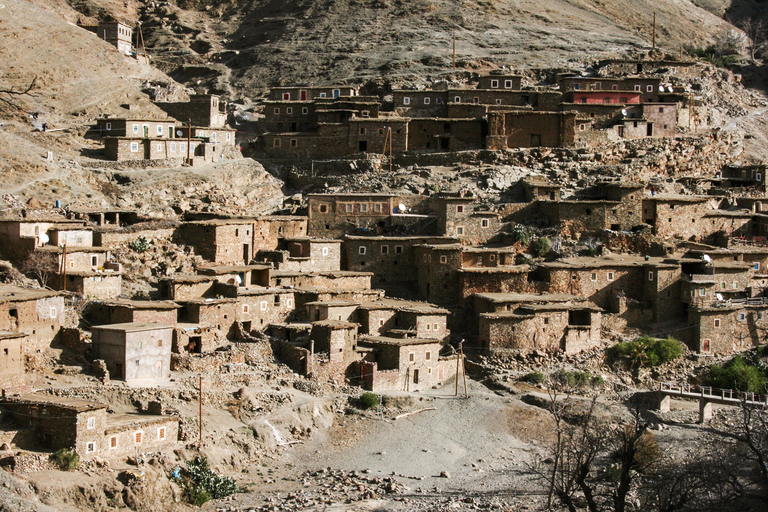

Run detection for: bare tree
[[738, 17, 768, 62], [0, 76, 38, 111], [20, 250, 59, 288], [532, 392, 664, 512]]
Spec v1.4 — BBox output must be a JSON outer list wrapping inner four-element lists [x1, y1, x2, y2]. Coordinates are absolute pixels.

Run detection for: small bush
[[609, 335, 682, 368], [511, 224, 531, 246], [183, 457, 237, 504], [129, 236, 151, 253], [54, 448, 80, 471], [531, 237, 551, 258], [709, 356, 767, 394], [359, 392, 379, 410], [553, 370, 604, 389], [524, 371, 546, 384]]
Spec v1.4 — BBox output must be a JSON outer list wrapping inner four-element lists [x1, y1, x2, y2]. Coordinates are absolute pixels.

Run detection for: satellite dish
[[176, 130, 183, 137], [38, 233, 49, 244], [235, 275, 242, 285], [716, 293, 724, 301], [703, 254, 712, 263], [658, 86, 664, 92], [667, 85, 675, 93], [621, 109, 628, 116], [398, 203, 407, 212]]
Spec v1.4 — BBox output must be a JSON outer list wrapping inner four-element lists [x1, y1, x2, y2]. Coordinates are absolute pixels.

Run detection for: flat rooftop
[[92, 322, 173, 332], [0, 285, 62, 302]]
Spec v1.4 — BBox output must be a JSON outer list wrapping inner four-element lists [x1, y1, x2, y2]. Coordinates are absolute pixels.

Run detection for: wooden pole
[[652, 12, 656, 52], [455, 342, 461, 396], [198, 375, 203, 444], [60, 244, 67, 291], [382, 128, 390, 172], [388, 127, 393, 174], [461, 342, 468, 398], [187, 119, 192, 165]]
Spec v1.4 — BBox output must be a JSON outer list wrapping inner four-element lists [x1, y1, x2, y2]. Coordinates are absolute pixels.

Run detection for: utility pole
[[187, 119, 192, 166], [652, 11, 656, 52], [198, 375, 203, 445], [388, 127, 393, 174], [455, 340, 462, 396]]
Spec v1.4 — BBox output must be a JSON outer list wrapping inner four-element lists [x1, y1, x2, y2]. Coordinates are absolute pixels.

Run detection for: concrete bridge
[[655, 382, 768, 422]]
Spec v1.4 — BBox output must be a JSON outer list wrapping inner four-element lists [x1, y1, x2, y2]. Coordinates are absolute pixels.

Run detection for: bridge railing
[[660, 381, 768, 405]]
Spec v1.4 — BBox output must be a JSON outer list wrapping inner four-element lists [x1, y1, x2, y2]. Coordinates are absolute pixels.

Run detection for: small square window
[[286, 107, 293, 114], [130, 142, 139, 152], [646, 85, 653, 92], [481, 219, 489, 228], [424, 97, 431, 105], [608, 272, 614, 281], [360, 203, 368, 212], [490, 80, 499, 88], [274, 107, 280, 114], [440, 255, 447, 264], [454, 96, 461, 103], [135, 432, 142, 444], [381, 245, 389, 254], [409, 352, 415, 362], [395, 246, 403, 254], [456, 227, 464, 235], [590, 273, 597, 281], [714, 319, 721, 327], [290, 139, 298, 147], [322, 247, 329, 256], [243, 304, 250, 313], [457, 205, 464, 213], [273, 139, 281, 148], [433, 323, 438, 330], [158, 427, 166, 440], [426, 324, 431, 331], [345, 204, 353, 212], [260, 301, 268, 311], [426, 351, 431, 360], [505, 80, 513, 88], [634, 85, 641, 92], [319, 204, 328, 213], [403, 97, 411, 105], [110, 436, 117, 449], [86, 442, 95, 453], [648, 271, 654, 281], [302, 107, 309, 114], [359, 246, 367, 255], [87, 417, 95, 429]]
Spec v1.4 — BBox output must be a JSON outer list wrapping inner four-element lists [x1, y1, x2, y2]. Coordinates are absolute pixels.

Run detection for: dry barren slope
[[132, 0, 736, 97]]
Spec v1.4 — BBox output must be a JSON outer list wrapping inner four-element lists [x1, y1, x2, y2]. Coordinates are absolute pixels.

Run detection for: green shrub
[[359, 392, 379, 410], [183, 457, 237, 504], [511, 224, 531, 246], [524, 371, 546, 384], [129, 236, 151, 253], [553, 370, 604, 389], [609, 335, 682, 368], [54, 448, 80, 471], [709, 356, 767, 394], [531, 237, 551, 258]]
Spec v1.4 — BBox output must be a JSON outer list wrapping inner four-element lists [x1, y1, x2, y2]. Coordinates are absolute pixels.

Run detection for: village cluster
[[0, 20, 765, 465]]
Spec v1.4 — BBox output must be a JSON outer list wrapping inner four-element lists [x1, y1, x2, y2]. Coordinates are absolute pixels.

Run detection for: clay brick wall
[[103, 417, 179, 458], [94, 228, 175, 248], [458, 270, 536, 302], [0, 297, 63, 352], [415, 246, 464, 306], [0, 334, 25, 391], [689, 305, 768, 355], [236, 292, 295, 331], [65, 273, 122, 299], [499, 111, 576, 148], [544, 267, 642, 310]]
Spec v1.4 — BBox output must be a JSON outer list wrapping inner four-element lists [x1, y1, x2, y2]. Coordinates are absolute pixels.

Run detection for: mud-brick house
[[344, 236, 455, 296], [415, 243, 524, 306], [253, 216, 308, 252], [0, 285, 64, 353], [0, 394, 179, 458], [96, 20, 133, 55], [355, 336, 457, 393], [522, 179, 562, 202], [68, 208, 140, 227], [685, 300, 768, 355], [155, 94, 229, 129], [91, 323, 173, 382], [0, 219, 88, 261], [63, 271, 122, 300], [175, 298, 239, 352], [642, 195, 720, 239], [176, 219, 257, 265], [485, 111, 577, 149], [87, 300, 180, 327], [197, 264, 272, 289], [269, 270, 373, 290], [95, 118, 178, 138], [558, 76, 663, 103], [0, 331, 25, 392], [472, 293, 602, 354], [235, 288, 296, 332], [158, 275, 221, 301], [431, 193, 503, 244], [355, 299, 450, 342], [257, 238, 342, 272], [307, 193, 402, 238], [679, 260, 755, 307], [535, 256, 683, 324]]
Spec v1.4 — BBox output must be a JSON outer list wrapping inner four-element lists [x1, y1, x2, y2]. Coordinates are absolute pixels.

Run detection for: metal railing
[[660, 381, 768, 406]]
